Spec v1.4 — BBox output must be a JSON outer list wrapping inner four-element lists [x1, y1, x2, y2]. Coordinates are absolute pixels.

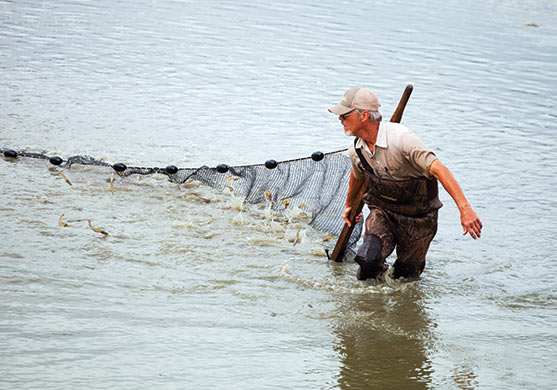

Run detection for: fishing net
[[1, 147, 363, 252]]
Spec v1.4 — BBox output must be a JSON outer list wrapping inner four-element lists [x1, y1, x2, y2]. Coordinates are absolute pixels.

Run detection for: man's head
[[329, 86, 381, 117], [329, 86, 382, 136]]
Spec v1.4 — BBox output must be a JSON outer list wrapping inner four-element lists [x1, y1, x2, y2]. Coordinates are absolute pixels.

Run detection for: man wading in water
[[329, 87, 483, 280]]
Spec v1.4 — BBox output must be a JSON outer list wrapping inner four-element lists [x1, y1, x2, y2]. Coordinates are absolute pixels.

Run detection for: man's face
[[339, 110, 360, 136]]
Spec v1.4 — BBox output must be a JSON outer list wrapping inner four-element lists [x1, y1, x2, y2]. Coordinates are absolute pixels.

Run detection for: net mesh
[[1, 147, 363, 251]]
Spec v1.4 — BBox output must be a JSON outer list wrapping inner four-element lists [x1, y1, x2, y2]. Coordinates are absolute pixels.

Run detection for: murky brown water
[[1, 0, 556, 389]]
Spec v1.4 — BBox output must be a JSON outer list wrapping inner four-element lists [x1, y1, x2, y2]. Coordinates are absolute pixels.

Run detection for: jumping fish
[[321, 236, 335, 242], [226, 176, 240, 182], [297, 204, 310, 218], [110, 172, 115, 195], [198, 196, 211, 204], [281, 198, 291, 209], [58, 214, 69, 227], [88, 219, 108, 236], [58, 172, 72, 186], [224, 185, 234, 192], [264, 190, 272, 202], [293, 229, 302, 246]]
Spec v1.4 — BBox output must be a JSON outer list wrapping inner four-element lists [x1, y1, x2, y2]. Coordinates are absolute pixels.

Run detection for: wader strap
[[354, 138, 376, 176]]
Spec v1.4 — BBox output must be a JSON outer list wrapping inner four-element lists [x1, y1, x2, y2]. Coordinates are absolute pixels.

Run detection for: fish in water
[[88, 219, 108, 236], [264, 190, 272, 202], [58, 214, 69, 227], [293, 229, 302, 246], [58, 172, 72, 186], [198, 196, 211, 204], [281, 198, 291, 209]]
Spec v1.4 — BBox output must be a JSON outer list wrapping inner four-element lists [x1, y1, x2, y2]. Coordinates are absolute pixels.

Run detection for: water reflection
[[451, 365, 479, 390], [331, 281, 434, 389]]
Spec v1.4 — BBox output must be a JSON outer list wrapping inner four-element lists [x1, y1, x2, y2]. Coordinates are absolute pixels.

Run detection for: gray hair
[[368, 110, 382, 122], [356, 109, 382, 122]]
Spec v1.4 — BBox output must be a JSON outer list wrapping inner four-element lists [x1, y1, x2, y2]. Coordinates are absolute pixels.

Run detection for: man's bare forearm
[[429, 159, 483, 239], [429, 159, 469, 211]]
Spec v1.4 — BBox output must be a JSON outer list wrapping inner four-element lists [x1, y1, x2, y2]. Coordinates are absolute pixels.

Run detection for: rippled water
[[1, 0, 556, 389]]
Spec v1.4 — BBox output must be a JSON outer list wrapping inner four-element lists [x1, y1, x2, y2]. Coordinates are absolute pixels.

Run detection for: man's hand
[[343, 206, 363, 227], [460, 204, 483, 239]]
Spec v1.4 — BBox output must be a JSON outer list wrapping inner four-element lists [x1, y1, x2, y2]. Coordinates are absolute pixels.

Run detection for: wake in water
[[1, 147, 363, 251]]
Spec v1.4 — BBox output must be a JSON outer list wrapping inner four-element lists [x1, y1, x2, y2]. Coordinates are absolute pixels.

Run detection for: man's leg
[[391, 211, 438, 279], [355, 207, 395, 280]]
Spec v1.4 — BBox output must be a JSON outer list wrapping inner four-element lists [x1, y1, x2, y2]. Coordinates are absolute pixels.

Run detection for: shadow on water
[[328, 274, 479, 389]]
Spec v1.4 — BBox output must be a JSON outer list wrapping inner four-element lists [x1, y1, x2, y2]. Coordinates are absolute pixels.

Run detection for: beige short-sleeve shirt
[[348, 122, 437, 180]]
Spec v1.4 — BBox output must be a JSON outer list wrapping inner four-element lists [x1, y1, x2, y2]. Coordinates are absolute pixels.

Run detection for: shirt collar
[[355, 122, 388, 151], [376, 122, 388, 148]]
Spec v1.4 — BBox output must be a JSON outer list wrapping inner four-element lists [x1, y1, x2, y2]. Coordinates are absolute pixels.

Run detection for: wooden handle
[[390, 84, 413, 123], [329, 84, 414, 262]]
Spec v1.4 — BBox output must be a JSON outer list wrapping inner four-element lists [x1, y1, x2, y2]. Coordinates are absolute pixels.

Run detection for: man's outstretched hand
[[460, 204, 483, 239]]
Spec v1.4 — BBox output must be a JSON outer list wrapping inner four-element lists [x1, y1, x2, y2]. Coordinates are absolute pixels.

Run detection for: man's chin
[[344, 130, 353, 137]]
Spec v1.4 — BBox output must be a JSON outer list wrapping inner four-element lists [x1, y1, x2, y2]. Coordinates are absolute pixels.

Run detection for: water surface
[[1, 0, 556, 388]]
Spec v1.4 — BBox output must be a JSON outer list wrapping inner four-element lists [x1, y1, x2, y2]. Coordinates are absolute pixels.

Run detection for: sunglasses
[[340, 109, 360, 120]]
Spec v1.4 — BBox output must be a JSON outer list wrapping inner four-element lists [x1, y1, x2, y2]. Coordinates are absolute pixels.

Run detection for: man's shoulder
[[381, 122, 413, 148], [384, 122, 427, 147], [382, 121, 413, 135]]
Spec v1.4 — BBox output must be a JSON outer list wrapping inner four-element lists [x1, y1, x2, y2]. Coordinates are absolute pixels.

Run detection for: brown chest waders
[[353, 138, 442, 279]]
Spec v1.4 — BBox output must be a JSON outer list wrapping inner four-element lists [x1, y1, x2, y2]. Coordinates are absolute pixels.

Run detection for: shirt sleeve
[[401, 132, 437, 179]]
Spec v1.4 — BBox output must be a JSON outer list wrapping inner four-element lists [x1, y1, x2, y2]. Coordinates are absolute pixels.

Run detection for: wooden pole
[[329, 84, 414, 262]]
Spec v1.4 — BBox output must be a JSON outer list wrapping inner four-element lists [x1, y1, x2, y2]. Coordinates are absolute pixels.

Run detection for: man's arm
[[429, 159, 483, 239], [342, 169, 365, 227]]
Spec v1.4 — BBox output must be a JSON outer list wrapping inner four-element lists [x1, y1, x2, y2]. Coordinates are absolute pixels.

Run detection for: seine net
[[1, 148, 363, 252]]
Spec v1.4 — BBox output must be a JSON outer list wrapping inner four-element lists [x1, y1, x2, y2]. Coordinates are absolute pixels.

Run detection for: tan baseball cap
[[328, 86, 381, 115]]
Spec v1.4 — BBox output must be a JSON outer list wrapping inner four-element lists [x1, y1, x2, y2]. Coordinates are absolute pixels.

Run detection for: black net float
[[265, 159, 277, 169], [311, 151, 324, 161], [4, 149, 17, 158], [49, 156, 63, 165], [216, 163, 229, 173], [165, 165, 178, 174], [113, 162, 127, 172]]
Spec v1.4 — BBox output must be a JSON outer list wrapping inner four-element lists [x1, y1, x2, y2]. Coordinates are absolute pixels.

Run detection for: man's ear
[[359, 110, 370, 121]]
